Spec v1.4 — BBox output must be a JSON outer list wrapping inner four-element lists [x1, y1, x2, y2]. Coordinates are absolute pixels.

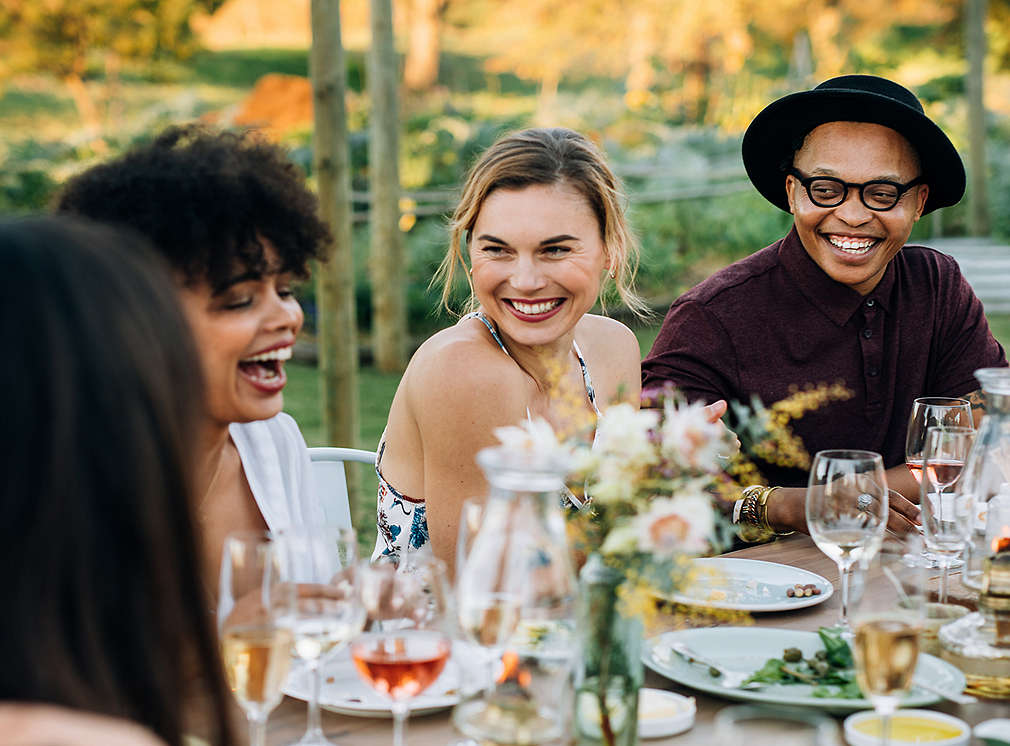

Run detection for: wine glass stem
[[938, 558, 950, 604], [880, 711, 891, 746], [391, 700, 409, 746], [248, 714, 268, 746], [839, 560, 854, 631], [305, 658, 325, 740]]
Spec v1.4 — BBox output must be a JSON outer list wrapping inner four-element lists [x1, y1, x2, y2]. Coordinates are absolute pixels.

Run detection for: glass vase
[[574, 554, 642, 746], [959, 368, 1010, 590], [453, 445, 578, 745]]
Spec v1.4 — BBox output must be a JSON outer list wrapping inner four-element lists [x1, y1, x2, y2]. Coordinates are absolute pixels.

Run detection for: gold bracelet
[[736, 485, 772, 542], [757, 486, 795, 537]]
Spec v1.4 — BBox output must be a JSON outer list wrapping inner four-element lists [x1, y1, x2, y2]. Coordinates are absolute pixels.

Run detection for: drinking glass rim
[[912, 396, 971, 406], [812, 449, 884, 462]]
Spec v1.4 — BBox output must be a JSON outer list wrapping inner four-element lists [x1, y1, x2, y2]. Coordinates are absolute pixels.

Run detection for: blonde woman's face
[[468, 183, 606, 348]]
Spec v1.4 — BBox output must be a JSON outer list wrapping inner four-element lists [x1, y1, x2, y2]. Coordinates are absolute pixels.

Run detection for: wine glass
[[453, 497, 519, 695], [351, 556, 453, 746], [274, 527, 366, 746], [217, 532, 294, 746], [904, 397, 972, 485], [806, 450, 888, 632], [920, 426, 975, 603], [851, 534, 927, 746]]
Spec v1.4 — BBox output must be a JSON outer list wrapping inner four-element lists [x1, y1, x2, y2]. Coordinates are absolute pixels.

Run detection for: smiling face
[[177, 243, 303, 426], [785, 121, 929, 296], [469, 182, 607, 348]]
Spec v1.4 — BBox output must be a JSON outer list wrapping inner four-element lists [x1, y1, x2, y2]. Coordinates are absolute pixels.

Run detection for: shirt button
[[862, 328, 873, 339], [865, 298, 876, 308], [868, 366, 879, 377]]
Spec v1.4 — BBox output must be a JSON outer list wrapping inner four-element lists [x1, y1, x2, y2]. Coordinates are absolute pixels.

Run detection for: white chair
[[308, 446, 377, 530]]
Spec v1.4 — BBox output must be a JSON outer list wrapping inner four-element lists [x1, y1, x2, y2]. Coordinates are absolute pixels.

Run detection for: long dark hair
[[0, 216, 236, 746]]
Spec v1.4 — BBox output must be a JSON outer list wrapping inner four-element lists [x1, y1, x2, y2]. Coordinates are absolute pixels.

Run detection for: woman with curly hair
[[57, 125, 332, 583]]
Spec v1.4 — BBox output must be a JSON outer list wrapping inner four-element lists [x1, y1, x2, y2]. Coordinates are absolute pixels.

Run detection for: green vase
[[574, 554, 643, 746]]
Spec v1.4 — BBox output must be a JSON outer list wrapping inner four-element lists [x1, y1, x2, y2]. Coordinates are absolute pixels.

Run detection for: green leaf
[[817, 627, 854, 669]]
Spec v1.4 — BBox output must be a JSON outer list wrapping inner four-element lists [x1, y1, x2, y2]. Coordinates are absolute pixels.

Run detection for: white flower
[[594, 403, 659, 467], [631, 493, 715, 556], [494, 417, 563, 455], [660, 399, 733, 472]]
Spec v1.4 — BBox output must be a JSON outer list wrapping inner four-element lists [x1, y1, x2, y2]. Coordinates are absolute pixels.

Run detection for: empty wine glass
[[806, 450, 888, 632], [274, 527, 366, 746], [351, 556, 453, 746], [217, 532, 293, 746], [920, 426, 975, 603], [851, 534, 927, 746]]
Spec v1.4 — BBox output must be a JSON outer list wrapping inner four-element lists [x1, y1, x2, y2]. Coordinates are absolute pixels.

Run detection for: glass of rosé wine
[[905, 397, 973, 485], [351, 556, 453, 746]]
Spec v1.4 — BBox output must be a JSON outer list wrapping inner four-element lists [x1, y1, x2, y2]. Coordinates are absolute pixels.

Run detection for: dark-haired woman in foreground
[[0, 217, 235, 746], [57, 125, 331, 582]]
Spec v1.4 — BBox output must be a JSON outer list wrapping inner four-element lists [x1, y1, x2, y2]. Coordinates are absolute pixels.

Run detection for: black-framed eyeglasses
[[788, 168, 924, 211]]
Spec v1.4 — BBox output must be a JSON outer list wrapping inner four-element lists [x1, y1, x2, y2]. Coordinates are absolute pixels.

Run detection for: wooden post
[[310, 0, 360, 484], [368, 0, 408, 372], [966, 0, 990, 236]]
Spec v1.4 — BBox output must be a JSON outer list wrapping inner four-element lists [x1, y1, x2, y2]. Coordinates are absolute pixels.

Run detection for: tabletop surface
[[260, 535, 1006, 745]]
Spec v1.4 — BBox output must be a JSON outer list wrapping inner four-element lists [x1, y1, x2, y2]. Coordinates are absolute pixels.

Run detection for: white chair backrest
[[308, 447, 377, 531]]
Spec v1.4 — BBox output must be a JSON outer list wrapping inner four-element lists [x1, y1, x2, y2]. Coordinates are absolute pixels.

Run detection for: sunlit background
[[3, 0, 1009, 546]]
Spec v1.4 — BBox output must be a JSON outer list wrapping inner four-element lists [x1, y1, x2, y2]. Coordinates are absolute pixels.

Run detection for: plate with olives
[[666, 558, 833, 612]]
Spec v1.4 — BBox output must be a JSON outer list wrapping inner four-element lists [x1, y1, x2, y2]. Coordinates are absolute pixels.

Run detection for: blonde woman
[[372, 128, 650, 571]]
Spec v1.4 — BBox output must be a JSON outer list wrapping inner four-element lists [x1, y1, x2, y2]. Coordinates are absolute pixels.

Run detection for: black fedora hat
[[742, 74, 965, 215]]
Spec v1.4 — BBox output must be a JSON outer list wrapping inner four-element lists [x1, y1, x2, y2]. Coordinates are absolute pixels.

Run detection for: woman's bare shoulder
[[575, 315, 642, 404], [576, 314, 639, 358], [404, 321, 528, 429], [0, 704, 167, 746]]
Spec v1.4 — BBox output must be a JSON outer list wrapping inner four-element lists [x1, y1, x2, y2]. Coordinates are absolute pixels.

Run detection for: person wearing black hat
[[642, 75, 1007, 538]]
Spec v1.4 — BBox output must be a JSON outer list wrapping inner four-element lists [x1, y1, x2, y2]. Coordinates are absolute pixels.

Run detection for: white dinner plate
[[667, 557, 834, 612], [283, 644, 462, 718], [643, 627, 966, 713]]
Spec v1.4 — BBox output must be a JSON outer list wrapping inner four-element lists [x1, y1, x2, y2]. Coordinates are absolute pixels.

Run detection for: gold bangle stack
[[734, 485, 795, 542]]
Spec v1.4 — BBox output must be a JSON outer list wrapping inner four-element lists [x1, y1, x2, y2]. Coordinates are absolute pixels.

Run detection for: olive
[[814, 649, 828, 661], [783, 647, 803, 662], [709, 666, 721, 677]]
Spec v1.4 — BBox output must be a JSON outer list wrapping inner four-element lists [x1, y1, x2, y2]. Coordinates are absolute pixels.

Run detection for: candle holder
[[938, 535, 1010, 698]]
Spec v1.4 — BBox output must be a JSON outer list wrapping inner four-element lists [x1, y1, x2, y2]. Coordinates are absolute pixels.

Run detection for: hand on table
[[765, 486, 921, 536]]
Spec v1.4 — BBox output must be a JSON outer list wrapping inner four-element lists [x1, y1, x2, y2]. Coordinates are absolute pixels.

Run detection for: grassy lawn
[[284, 312, 1010, 551]]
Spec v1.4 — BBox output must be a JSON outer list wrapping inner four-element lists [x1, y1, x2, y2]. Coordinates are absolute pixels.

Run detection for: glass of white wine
[[217, 531, 294, 746], [275, 527, 366, 746], [851, 534, 927, 746], [806, 449, 889, 632]]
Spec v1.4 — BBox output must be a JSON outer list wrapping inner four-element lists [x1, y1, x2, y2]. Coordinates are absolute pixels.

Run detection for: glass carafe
[[959, 367, 1010, 590], [453, 446, 578, 745]]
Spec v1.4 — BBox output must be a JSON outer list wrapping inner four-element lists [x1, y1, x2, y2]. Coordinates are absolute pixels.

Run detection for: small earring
[[468, 267, 473, 276], [609, 268, 616, 279]]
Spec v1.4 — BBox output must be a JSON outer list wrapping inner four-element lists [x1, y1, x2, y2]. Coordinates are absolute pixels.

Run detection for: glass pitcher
[[958, 367, 1010, 590], [453, 445, 578, 745]]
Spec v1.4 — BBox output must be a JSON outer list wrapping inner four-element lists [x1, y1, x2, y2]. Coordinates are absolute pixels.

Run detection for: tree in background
[[403, 0, 444, 90], [311, 0, 361, 473], [471, 0, 959, 128], [0, 0, 225, 136], [368, 0, 407, 371]]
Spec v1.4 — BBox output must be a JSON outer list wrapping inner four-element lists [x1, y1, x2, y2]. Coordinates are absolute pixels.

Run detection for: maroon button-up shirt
[[642, 227, 1007, 487]]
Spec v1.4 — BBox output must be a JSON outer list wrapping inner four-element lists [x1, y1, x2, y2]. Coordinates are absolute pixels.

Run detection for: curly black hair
[[56, 124, 331, 291]]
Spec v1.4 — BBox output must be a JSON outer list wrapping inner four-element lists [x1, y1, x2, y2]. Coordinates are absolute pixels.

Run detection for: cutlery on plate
[[662, 641, 763, 690], [911, 677, 977, 705]]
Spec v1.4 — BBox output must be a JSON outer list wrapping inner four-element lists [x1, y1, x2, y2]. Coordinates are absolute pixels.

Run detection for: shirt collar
[[778, 226, 895, 326]]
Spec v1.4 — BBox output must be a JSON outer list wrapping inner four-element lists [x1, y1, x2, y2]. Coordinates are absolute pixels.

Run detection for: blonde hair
[[435, 127, 648, 317]]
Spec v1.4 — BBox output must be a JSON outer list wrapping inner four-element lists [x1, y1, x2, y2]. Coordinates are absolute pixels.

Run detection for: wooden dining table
[[262, 535, 1007, 745]]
